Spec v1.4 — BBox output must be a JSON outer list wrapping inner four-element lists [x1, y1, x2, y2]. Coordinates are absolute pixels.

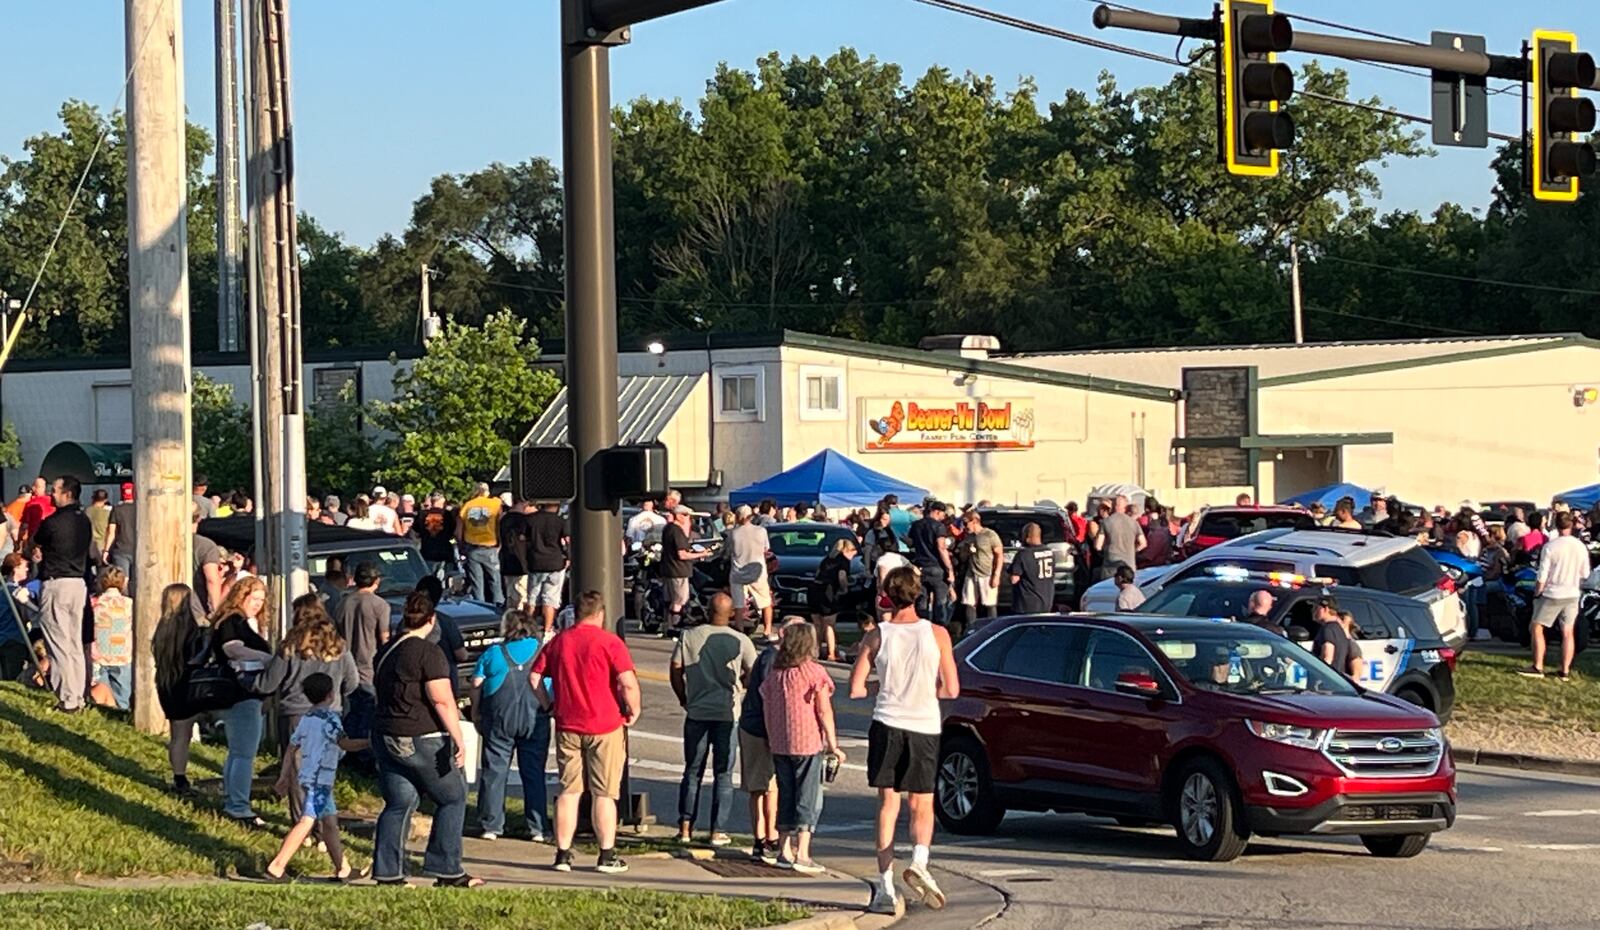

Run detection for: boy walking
[[849, 566, 960, 915], [264, 673, 368, 881]]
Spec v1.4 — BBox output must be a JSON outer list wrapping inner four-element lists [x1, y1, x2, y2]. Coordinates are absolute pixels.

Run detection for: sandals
[[434, 874, 485, 888]]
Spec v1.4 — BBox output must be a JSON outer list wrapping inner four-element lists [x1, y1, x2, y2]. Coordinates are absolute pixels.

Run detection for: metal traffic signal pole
[[560, 0, 722, 629]]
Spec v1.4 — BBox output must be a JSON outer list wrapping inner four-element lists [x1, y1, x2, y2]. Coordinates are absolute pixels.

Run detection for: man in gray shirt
[[724, 505, 773, 638], [335, 561, 391, 743], [1095, 494, 1146, 581], [670, 592, 757, 846]]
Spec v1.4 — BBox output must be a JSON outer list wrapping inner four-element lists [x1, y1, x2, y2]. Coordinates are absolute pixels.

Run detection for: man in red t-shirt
[[18, 477, 55, 548], [532, 590, 639, 875]]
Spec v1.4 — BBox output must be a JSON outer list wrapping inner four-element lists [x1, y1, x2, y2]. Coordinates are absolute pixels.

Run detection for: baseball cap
[[401, 493, 415, 503], [500, 492, 514, 507], [371, 485, 387, 499], [735, 504, 752, 519]]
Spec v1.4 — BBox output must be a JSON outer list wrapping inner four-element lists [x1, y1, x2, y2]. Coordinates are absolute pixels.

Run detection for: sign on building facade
[[857, 397, 1036, 452]]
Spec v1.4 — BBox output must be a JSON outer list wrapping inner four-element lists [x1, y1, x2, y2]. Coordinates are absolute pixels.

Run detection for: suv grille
[[1323, 729, 1443, 778]]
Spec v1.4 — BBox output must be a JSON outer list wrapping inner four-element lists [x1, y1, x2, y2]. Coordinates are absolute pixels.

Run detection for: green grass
[[1454, 648, 1600, 731], [0, 683, 377, 879], [5, 886, 805, 930]]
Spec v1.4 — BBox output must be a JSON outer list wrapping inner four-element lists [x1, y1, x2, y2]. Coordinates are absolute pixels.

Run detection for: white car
[[1081, 527, 1468, 649]]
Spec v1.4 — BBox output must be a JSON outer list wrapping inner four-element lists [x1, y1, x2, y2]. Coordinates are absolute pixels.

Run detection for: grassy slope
[[1453, 648, 1600, 731], [0, 683, 373, 878], [9, 886, 804, 930]]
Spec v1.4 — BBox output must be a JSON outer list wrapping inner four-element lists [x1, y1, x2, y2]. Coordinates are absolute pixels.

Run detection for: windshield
[[1146, 625, 1357, 697], [1195, 511, 1313, 541], [311, 545, 430, 598], [768, 527, 853, 556], [981, 513, 1066, 546], [1141, 579, 1267, 620]]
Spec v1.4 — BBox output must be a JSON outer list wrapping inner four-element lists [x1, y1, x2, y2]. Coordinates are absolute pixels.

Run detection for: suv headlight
[[1246, 719, 1327, 751]]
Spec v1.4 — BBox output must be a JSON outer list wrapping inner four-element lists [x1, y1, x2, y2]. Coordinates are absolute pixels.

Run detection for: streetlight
[[646, 340, 666, 368]]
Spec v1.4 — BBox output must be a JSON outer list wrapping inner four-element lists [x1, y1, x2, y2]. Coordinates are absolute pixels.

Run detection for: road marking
[[937, 836, 1017, 848], [630, 730, 868, 772], [1523, 843, 1600, 851], [978, 868, 1038, 878], [1430, 843, 1502, 853], [1523, 809, 1600, 818], [1453, 813, 1493, 821]]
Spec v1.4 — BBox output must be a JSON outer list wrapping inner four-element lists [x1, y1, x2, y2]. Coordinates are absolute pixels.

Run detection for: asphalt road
[[614, 632, 1600, 930]]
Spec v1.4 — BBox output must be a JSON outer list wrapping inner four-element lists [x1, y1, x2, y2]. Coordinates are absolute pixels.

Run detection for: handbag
[[183, 630, 245, 712]]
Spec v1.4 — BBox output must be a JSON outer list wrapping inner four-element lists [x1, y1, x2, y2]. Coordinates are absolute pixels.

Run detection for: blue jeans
[[774, 753, 824, 833], [464, 546, 501, 606], [373, 733, 468, 881], [917, 566, 950, 626], [222, 698, 263, 819], [99, 664, 131, 710], [476, 710, 552, 836], [678, 718, 736, 834], [1467, 582, 1485, 637]]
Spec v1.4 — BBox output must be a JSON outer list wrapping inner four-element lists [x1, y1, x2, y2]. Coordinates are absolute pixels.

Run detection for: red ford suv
[[937, 614, 1456, 861]]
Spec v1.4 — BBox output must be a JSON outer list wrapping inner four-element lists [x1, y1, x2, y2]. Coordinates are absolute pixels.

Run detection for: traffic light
[[1531, 30, 1597, 202], [1220, 0, 1295, 176]]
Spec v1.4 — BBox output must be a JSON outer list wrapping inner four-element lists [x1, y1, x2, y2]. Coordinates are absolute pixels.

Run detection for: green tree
[[190, 372, 252, 496], [0, 423, 21, 470], [369, 311, 559, 501]]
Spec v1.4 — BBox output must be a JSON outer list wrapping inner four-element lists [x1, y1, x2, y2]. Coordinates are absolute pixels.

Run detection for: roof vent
[[918, 334, 1002, 361]]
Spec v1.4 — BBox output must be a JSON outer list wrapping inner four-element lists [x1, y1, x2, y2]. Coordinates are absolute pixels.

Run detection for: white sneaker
[[479, 832, 499, 842], [902, 863, 946, 909], [866, 886, 902, 916]]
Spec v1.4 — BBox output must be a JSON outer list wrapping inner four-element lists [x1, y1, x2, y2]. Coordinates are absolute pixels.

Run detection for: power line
[[1302, 304, 1489, 337], [917, 0, 1522, 144], [1316, 254, 1600, 298]]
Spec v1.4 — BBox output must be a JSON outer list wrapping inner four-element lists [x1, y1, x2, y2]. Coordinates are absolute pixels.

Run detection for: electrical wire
[[0, 0, 172, 372], [1316, 255, 1600, 298], [1302, 305, 1489, 337]]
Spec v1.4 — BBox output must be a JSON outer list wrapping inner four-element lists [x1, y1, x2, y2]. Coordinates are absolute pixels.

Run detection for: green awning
[[40, 442, 133, 485]]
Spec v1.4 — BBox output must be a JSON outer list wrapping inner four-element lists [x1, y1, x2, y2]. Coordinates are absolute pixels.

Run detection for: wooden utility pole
[[1290, 240, 1305, 345], [244, 0, 308, 639], [126, 0, 193, 734]]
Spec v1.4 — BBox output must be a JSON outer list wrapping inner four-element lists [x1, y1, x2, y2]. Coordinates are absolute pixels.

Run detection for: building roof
[[520, 373, 702, 447], [1006, 333, 1589, 389]]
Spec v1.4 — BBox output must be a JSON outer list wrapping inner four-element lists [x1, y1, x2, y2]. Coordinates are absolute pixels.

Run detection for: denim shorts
[[303, 784, 338, 820]]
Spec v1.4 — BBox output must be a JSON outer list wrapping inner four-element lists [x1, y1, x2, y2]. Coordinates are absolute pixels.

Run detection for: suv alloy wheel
[[1170, 757, 1249, 862], [934, 735, 1005, 835]]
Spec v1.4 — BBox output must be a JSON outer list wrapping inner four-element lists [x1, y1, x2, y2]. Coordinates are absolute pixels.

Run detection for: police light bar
[[1204, 566, 1336, 588]]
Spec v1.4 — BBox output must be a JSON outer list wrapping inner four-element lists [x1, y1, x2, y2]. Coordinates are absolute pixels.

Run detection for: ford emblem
[[1377, 737, 1404, 753]]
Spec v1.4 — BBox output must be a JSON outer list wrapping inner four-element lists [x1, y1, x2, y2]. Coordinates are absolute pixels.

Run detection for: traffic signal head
[[1532, 30, 1597, 202], [1222, 0, 1295, 177]]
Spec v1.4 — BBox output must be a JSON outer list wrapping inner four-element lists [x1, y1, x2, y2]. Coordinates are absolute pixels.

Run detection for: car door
[[1340, 591, 1408, 692], [970, 623, 1085, 785], [1055, 628, 1177, 808]]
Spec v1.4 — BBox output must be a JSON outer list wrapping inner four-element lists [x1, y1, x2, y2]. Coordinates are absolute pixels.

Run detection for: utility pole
[[244, 0, 308, 639], [1289, 240, 1304, 344], [126, 0, 193, 734], [214, 0, 243, 352]]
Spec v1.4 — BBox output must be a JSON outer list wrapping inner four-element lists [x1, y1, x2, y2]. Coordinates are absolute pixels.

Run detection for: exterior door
[[1058, 628, 1175, 804], [970, 622, 1083, 785]]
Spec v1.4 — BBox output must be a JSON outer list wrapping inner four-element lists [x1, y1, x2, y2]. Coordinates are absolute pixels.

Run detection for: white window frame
[[715, 365, 765, 423], [797, 364, 845, 422]]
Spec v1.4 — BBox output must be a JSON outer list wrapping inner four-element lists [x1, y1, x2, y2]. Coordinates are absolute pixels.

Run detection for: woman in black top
[[861, 509, 897, 571], [371, 592, 479, 887], [151, 583, 207, 796], [210, 576, 273, 825], [810, 538, 857, 662]]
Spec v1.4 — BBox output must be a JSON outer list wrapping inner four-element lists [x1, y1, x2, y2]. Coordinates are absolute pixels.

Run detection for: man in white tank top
[[848, 566, 959, 916]]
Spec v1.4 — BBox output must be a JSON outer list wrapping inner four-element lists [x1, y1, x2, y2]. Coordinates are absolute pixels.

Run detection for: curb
[[757, 912, 861, 930], [1452, 745, 1600, 778]]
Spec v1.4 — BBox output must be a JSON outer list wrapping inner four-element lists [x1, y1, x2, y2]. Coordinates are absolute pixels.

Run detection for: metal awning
[[40, 441, 133, 485], [496, 374, 704, 481]]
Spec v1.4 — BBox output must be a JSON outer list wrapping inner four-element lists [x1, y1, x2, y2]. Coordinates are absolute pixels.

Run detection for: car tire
[[1170, 758, 1249, 862], [1395, 687, 1430, 711], [935, 736, 1005, 835], [1361, 833, 1430, 858]]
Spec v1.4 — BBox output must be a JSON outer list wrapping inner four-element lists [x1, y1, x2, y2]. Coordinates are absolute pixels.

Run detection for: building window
[[716, 366, 765, 422], [798, 364, 845, 421]]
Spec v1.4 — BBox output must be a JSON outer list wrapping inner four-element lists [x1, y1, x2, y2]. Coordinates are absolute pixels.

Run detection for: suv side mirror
[[1114, 671, 1162, 698]]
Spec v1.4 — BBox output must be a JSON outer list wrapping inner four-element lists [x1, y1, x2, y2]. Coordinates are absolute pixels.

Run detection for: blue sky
[[5, 1, 1595, 246]]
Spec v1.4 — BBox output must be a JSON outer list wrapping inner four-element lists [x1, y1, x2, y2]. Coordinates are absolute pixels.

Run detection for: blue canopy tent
[[728, 449, 927, 511], [1279, 482, 1377, 511], [1555, 483, 1600, 511]]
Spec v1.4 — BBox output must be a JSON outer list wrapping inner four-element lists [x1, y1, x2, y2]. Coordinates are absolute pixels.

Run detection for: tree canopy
[[0, 49, 1595, 366]]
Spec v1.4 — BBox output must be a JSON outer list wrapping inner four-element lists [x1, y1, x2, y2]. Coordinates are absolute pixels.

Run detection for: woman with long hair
[[371, 592, 479, 887], [758, 622, 843, 873], [809, 538, 857, 663], [472, 609, 551, 841], [151, 583, 207, 795], [211, 575, 273, 825], [259, 593, 358, 845]]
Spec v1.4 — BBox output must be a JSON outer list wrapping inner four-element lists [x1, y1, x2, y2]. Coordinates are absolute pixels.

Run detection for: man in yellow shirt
[[458, 482, 503, 605]]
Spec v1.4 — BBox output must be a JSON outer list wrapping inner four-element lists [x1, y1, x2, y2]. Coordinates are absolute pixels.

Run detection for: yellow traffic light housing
[[1221, 0, 1295, 177], [1531, 29, 1597, 203]]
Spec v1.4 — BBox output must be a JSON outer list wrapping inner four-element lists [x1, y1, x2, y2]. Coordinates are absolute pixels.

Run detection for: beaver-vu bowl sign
[[859, 398, 1036, 452]]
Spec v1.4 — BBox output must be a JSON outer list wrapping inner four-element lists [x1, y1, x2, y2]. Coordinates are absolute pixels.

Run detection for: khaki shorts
[[738, 728, 776, 793], [731, 568, 773, 611], [666, 577, 692, 611], [961, 574, 1000, 608], [503, 575, 532, 609], [556, 727, 627, 799]]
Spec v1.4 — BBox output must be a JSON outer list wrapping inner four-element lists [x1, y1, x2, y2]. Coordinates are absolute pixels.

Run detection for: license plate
[[787, 591, 808, 606]]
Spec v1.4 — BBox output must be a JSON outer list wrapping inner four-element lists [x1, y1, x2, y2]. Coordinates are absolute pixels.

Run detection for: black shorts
[[867, 720, 939, 794]]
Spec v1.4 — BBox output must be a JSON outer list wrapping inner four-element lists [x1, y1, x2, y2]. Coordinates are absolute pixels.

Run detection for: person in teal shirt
[[472, 611, 551, 840]]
